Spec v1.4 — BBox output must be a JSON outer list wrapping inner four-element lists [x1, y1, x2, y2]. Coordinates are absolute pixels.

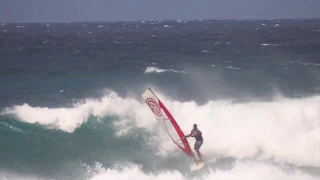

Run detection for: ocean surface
[[0, 19, 319, 180]]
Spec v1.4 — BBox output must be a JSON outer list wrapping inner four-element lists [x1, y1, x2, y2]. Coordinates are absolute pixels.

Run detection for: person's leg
[[194, 141, 203, 161], [195, 149, 202, 161]]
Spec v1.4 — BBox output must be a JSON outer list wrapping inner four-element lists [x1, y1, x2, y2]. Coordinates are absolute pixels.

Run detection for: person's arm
[[188, 130, 200, 138], [184, 130, 193, 138]]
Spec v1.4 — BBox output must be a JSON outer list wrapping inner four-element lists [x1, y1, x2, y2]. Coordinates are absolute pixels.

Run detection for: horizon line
[[1, 17, 320, 24]]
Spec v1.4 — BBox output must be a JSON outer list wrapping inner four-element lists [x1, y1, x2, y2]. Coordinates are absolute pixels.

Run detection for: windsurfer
[[184, 124, 203, 162]]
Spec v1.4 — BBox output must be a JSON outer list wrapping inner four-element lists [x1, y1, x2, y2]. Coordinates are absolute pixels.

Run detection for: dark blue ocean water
[[0, 19, 319, 180]]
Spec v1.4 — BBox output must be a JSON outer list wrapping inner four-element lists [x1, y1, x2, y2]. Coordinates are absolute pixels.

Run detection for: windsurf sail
[[142, 88, 194, 158]]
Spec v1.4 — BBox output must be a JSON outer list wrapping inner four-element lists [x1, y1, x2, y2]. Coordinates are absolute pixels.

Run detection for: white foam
[[2, 91, 320, 167], [88, 161, 316, 180], [227, 66, 241, 70], [144, 66, 186, 74], [261, 43, 280, 47], [89, 163, 184, 180], [149, 95, 320, 167], [164, 25, 170, 28], [204, 161, 316, 180], [144, 67, 167, 73], [2, 91, 148, 133]]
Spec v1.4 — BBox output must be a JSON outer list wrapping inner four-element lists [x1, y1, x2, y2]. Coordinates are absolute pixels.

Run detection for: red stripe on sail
[[158, 101, 193, 157]]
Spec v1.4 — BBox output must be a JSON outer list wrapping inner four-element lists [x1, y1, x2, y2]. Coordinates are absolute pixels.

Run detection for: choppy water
[[0, 19, 319, 180]]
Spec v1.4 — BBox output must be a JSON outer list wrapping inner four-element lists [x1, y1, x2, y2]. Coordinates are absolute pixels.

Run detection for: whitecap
[[261, 43, 280, 47], [144, 66, 186, 74], [227, 66, 241, 70]]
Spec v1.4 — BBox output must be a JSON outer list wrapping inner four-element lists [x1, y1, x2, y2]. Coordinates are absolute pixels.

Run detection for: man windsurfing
[[184, 124, 203, 162]]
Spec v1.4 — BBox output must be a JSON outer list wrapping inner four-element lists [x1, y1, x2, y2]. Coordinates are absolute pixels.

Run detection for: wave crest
[[2, 90, 319, 167]]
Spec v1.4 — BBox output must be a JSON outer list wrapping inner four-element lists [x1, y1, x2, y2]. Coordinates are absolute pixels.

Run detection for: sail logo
[[146, 98, 162, 117]]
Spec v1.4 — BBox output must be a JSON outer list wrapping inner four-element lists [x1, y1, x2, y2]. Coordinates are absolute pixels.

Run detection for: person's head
[[193, 124, 197, 130]]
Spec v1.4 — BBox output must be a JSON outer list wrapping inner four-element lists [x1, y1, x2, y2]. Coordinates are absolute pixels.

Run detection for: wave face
[[1, 91, 319, 179], [1, 19, 320, 179]]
